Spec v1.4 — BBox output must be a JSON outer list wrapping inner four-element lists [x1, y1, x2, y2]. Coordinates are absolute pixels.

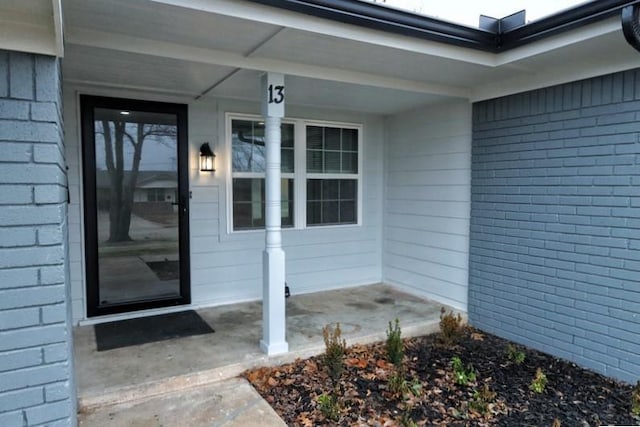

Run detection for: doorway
[[81, 96, 190, 317]]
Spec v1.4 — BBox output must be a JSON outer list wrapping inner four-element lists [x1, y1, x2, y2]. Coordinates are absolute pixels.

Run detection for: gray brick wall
[[0, 50, 76, 426], [470, 69, 640, 384]]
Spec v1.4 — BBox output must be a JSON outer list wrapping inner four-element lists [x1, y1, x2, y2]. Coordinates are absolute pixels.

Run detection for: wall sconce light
[[199, 143, 215, 172]]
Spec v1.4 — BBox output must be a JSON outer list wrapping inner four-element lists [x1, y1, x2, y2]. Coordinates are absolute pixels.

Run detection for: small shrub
[[388, 366, 422, 398], [506, 344, 526, 365], [386, 318, 404, 366], [388, 367, 406, 395], [317, 392, 340, 421], [399, 410, 418, 427], [322, 323, 346, 382], [469, 383, 497, 415], [439, 307, 463, 345], [529, 368, 548, 394], [451, 356, 476, 386], [632, 381, 640, 417]]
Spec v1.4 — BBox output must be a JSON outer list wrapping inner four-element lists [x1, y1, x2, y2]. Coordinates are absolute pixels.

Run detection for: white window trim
[[225, 112, 363, 234]]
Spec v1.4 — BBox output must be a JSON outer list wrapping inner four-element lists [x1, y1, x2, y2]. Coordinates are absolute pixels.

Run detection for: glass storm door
[[81, 96, 190, 317]]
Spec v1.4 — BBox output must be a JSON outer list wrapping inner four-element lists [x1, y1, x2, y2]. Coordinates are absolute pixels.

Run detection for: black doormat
[[146, 260, 180, 281], [94, 310, 214, 351]]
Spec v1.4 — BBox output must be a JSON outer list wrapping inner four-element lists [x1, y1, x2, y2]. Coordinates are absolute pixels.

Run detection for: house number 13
[[268, 84, 285, 104]]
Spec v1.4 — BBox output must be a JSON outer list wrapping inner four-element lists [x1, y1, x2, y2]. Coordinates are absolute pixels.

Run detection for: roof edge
[[246, 0, 640, 52], [245, 0, 497, 52]]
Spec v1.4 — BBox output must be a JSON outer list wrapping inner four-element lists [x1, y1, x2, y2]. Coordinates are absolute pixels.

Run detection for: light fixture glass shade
[[199, 143, 215, 172]]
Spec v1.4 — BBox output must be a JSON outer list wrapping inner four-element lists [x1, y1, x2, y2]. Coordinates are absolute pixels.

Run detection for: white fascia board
[[0, 21, 58, 57], [0, 2, 62, 57], [494, 17, 621, 67], [147, 0, 496, 67], [471, 56, 640, 102], [53, 0, 64, 57], [66, 27, 470, 98]]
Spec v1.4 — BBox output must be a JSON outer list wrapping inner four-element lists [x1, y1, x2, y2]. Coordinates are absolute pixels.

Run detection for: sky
[[365, 0, 590, 27]]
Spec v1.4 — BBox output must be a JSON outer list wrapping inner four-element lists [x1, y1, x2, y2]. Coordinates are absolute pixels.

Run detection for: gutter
[[247, 0, 640, 52]]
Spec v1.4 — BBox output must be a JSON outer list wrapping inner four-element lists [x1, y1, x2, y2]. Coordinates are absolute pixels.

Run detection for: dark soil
[[245, 327, 638, 426]]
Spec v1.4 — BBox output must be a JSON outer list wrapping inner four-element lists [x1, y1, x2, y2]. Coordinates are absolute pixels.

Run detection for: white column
[[260, 73, 288, 355]]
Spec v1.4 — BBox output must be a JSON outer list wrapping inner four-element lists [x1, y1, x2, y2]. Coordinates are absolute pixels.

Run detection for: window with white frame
[[228, 114, 361, 232], [230, 118, 295, 230], [306, 126, 359, 226]]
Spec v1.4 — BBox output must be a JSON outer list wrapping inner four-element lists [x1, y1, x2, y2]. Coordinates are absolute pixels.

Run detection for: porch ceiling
[[61, 0, 640, 112]]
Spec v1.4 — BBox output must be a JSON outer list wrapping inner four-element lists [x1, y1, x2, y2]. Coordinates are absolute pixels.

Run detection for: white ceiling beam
[[65, 27, 471, 98]]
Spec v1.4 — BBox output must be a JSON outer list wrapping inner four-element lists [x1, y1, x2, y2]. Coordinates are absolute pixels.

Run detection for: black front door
[[81, 96, 190, 317]]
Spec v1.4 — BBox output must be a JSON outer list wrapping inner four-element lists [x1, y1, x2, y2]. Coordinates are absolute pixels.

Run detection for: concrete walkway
[[75, 284, 455, 426], [79, 378, 286, 427]]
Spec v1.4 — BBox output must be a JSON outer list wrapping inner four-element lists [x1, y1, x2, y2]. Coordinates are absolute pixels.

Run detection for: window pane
[[342, 128, 358, 151], [232, 120, 265, 173], [322, 180, 339, 200], [306, 126, 323, 149], [324, 152, 341, 173], [281, 123, 295, 173], [341, 152, 358, 174], [340, 180, 356, 199], [233, 203, 253, 229], [307, 179, 322, 201], [233, 178, 293, 230], [282, 123, 294, 148], [322, 201, 339, 224], [325, 127, 340, 150], [305, 125, 358, 174], [307, 150, 323, 173], [307, 179, 357, 226], [307, 201, 321, 225], [282, 148, 294, 173], [233, 120, 294, 173], [340, 201, 356, 223]]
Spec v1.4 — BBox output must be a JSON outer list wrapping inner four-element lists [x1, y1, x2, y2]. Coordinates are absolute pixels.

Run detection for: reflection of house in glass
[[96, 170, 178, 211]]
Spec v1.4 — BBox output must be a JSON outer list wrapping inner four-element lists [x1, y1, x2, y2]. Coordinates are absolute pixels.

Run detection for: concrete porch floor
[[74, 284, 450, 419]]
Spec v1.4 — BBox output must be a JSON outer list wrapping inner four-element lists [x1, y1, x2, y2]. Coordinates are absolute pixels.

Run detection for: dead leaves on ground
[[244, 329, 636, 426]]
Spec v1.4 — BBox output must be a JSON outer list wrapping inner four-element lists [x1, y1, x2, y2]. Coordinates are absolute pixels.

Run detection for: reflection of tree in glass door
[[93, 108, 181, 307], [95, 113, 177, 243]]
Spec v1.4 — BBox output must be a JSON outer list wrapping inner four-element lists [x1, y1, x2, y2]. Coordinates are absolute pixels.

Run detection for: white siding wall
[[64, 87, 384, 323], [383, 101, 472, 311]]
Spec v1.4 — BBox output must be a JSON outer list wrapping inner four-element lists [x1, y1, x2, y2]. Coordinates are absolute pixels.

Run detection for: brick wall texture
[[0, 50, 76, 426], [470, 69, 640, 383]]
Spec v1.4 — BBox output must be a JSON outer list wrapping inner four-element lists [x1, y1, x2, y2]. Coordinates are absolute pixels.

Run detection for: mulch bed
[[245, 326, 638, 426]]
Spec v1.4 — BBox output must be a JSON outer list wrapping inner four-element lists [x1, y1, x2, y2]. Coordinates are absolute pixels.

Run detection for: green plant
[[469, 383, 497, 415], [388, 367, 422, 398], [529, 368, 548, 394], [317, 392, 340, 421], [506, 344, 526, 365], [439, 307, 463, 346], [632, 381, 640, 417], [388, 368, 406, 395], [399, 410, 418, 427], [322, 323, 346, 382], [386, 318, 404, 366], [451, 356, 476, 386]]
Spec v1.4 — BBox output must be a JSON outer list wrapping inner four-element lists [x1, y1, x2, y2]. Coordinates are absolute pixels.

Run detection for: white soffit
[[473, 29, 640, 101], [63, 44, 238, 96], [0, 0, 62, 57], [148, 0, 496, 66]]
